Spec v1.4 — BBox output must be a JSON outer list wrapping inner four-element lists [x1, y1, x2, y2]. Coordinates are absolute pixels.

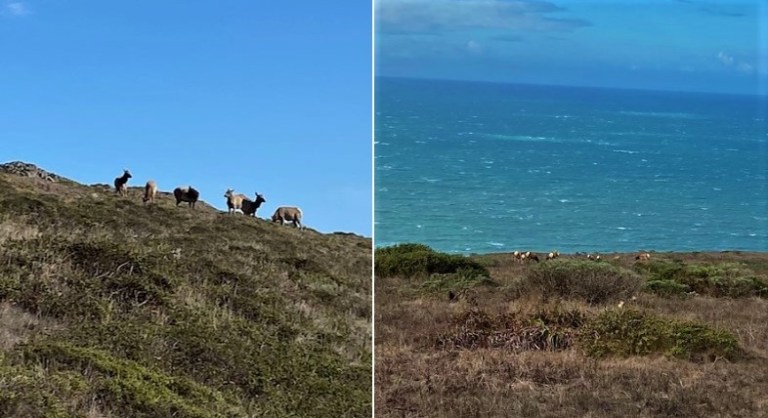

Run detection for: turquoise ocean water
[[374, 77, 768, 254]]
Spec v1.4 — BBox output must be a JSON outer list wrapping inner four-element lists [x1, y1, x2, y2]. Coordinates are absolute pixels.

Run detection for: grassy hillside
[[376, 245, 768, 417], [0, 164, 372, 418]]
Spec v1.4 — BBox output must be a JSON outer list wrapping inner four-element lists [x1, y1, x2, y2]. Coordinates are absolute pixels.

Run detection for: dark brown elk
[[114, 169, 132, 196]]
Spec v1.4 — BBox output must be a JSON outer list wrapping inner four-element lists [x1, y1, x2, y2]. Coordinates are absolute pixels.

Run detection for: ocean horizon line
[[374, 240, 768, 256], [375, 75, 768, 99]]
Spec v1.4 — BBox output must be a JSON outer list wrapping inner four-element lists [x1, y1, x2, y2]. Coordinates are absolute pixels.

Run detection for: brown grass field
[[375, 249, 768, 418]]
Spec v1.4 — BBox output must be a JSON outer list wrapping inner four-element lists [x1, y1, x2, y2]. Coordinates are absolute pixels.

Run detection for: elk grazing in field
[[515, 251, 540, 263], [635, 252, 651, 261], [272, 206, 303, 228], [142, 180, 157, 204]]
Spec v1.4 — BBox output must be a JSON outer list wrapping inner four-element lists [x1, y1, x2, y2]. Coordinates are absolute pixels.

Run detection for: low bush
[[645, 279, 691, 296], [640, 260, 768, 298], [375, 243, 489, 279], [524, 260, 642, 304], [579, 308, 740, 361], [435, 308, 577, 352]]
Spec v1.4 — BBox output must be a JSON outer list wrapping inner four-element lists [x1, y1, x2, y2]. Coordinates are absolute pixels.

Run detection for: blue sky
[[375, 0, 767, 95], [1, 1, 372, 235]]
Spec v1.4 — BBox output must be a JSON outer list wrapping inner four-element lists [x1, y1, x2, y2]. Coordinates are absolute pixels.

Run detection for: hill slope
[[0, 163, 372, 417]]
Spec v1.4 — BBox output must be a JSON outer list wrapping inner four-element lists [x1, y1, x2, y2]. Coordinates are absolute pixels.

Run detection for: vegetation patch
[[579, 308, 740, 361], [0, 357, 90, 418], [524, 260, 642, 304], [375, 243, 489, 279], [639, 260, 768, 298], [420, 271, 497, 294], [21, 341, 242, 418], [435, 308, 579, 352], [434, 305, 740, 363], [0, 170, 372, 417], [645, 278, 691, 296]]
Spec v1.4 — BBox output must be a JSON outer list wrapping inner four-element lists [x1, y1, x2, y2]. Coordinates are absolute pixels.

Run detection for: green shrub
[[579, 309, 740, 361], [21, 341, 241, 418], [645, 279, 691, 296], [640, 260, 768, 298], [376, 243, 434, 256], [375, 243, 489, 279], [524, 260, 642, 304]]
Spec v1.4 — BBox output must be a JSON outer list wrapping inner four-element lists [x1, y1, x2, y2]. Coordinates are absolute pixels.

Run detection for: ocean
[[374, 77, 768, 254]]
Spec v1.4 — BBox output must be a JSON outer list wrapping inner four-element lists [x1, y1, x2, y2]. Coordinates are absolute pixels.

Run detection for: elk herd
[[113, 169, 304, 228], [512, 249, 652, 263]]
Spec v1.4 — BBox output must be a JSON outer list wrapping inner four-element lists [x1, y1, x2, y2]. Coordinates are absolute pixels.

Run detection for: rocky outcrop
[[0, 161, 63, 182]]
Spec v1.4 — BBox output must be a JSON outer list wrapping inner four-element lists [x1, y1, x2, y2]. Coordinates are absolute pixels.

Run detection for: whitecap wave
[[617, 110, 701, 119]]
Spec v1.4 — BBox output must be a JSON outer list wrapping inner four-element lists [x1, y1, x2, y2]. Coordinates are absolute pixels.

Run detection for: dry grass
[[375, 250, 768, 417], [0, 302, 58, 351]]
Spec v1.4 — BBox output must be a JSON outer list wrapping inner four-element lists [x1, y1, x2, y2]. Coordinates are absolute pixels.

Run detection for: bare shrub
[[524, 260, 642, 304]]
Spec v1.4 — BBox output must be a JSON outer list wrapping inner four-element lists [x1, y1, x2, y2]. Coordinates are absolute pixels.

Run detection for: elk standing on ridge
[[241, 193, 267, 217], [224, 189, 249, 214], [173, 186, 200, 208], [114, 169, 132, 197]]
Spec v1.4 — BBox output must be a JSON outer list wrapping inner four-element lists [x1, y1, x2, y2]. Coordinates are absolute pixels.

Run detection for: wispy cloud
[[717, 51, 735, 66], [673, 0, 750, 18], [376, 0, 590, 34], [492, 34, 524, 43], [4, 1, 29, 16], [718, 51, 756, 74]]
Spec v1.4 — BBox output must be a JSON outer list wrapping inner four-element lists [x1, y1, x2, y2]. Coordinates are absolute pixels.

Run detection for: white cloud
[[718, 51, 755, 74], [466, 40, 483, 54], [376, 0, 590, 34], [717, 51, 734, 66], [4, 2, 29, 16], [737, 62, 754, 74]]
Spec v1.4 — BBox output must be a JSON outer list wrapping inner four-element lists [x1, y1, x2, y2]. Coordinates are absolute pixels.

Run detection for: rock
[[0, 161, 63, 182]]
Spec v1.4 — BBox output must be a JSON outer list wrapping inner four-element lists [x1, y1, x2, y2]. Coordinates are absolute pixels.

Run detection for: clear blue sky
[[376, 0, 767, 95], [1, 1, 372, 236]]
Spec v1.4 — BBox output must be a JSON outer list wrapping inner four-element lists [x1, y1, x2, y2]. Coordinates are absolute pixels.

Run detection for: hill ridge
[[0, 164, 372, 417]]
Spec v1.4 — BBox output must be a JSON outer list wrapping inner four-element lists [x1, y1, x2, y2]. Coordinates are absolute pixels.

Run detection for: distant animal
[[114, 169, 132, 196], [587, 254, 601, 261], [525, 251, 540, 263], [241, 193, 267, 217], [142, 180, 157, 204], [547, 250, 560, 260], [173, 186, 200, 208], [272, 206, 303, 228], [224, 189, 249, 214], [635, 252, 651, 261]]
